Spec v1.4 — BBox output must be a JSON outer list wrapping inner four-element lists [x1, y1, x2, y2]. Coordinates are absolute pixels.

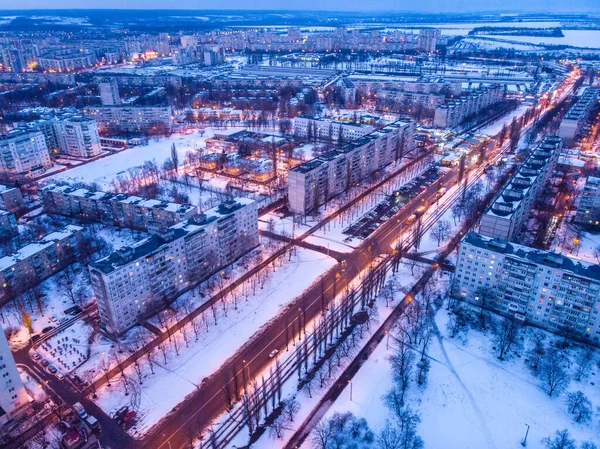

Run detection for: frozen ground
[[36, 321, 94, 374], [317, 306, 600, 449], [93, 247, 336, 436], [477, 103, 533, 137]]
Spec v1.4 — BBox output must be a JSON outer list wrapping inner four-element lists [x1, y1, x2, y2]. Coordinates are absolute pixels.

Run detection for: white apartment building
[[83, 105, 173, 135], [479, 136, 562, 241], [289, 121, 415, 214], [559, 87, 599, 147], [417, 28, 441, 53], [0, 210, 18, 240], [294, 116, 375, 142], [40, 184, 197, 233], [454, 232, 600, 342], [433, 84, 504, 129], [98, 78, 121, 106], [574, 176, 600, 228], [37, 51, 96, 72], [0, 330, 28, 425], [0, 130, 52, 179], [0, 184, 24, 213], [89, 198, 259, 336], [52, 117, 102, 158]]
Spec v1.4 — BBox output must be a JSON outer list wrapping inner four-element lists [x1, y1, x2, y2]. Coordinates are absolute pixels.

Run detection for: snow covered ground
[[93, 247, 336, 436], [36, 321, 94, 374], [318, 306, 600, 449]]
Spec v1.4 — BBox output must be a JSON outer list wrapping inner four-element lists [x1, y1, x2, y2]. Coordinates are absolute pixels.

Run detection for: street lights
[[163, 433, 172, 449], [521, 423, 530, 447], [348, 379, 353, 401]]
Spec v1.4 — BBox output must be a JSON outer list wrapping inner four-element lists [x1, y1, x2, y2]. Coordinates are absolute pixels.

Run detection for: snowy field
[[319, 306, 600, 449], [93, 247, 336, 435]]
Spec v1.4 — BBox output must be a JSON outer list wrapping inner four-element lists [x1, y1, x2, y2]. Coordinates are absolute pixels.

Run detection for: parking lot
[[343, 167, 441, 240]]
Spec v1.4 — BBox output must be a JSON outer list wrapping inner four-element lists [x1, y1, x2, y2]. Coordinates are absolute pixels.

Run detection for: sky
[[0, 0, 599, 13]]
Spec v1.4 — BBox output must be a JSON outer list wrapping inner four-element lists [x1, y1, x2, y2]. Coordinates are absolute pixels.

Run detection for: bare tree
[[566, 391, 593, 423], [492, 316, 522, 360], [539, 353, 570, 397], [541, 429, 576, 449]]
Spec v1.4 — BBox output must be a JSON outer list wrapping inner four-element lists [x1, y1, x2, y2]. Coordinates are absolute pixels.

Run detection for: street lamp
[[163, 433, 172, 449], [348, 379, 353, 401], [521, 424, 530, 447]]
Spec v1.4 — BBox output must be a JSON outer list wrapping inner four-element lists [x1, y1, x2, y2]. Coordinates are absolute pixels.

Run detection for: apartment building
[[0, 130, 52, 179], [288, 120, 415, 214], [48, 117, 102, 158], [89, 198, 259, 336], [83, 105, 173, 135], [574, 176, 600, 228], [376, 89, 445, 111], [0, 330, 28, 425], [478, 136, 562, 241], [98, 78, 121, 106], [294, 116, 375, 142], [0, 184, 25, 213], [37, 50, 96, 72], [433, 84, 504, 129], [0, 225, 85, 306], [0, 210, 18, 241], [559, 87, 599, 147], [417, 28, 441, 53], [454, 232, 600, 342], [40, 184, 197, 233]]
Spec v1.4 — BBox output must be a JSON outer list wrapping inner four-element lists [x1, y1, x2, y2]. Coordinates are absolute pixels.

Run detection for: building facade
[[294, 116, 375, 142], [574, 176, 600, 228], [454, 232, 600, 342], [559, 87, 599, 147], [478, 136, 562, 241], [0, 329, 28, 425], [50, 117, 102, 158], [0, 185, 25, 213], [0, 210, 18, 241], [0, 130, 52, 179], [433, 84, 504, 129], [89, 198, 259, 336], [0, 225, 85, 306], [98, 78, 121, 106], [289, 120, 415, 214], [40, 184, 197, 233], [83, 106, 173, 135]]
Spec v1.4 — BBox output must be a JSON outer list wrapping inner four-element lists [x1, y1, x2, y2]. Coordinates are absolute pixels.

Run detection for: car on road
[[30, 334, 40, 343], [46, 365, 58, 375], [55, 372, 65, 381], [42, 326, 54, 334], [64, 305, 82, 316], [41, 359, 50, 367], [269, 349, 279, 358], [30, 352, 42, 361], [72, 402, 88, 419]]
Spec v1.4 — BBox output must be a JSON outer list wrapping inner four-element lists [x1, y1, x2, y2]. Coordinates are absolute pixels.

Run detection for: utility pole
[[521, 423, 530, 447]]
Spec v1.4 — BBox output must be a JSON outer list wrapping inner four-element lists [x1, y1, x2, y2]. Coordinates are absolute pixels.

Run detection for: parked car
[[85, 415, 100, 433], [123, 411, 137, 423], [72, 402, 87, 419], [269, 349, 279, 358], [42, 326, 54, 334], [46, 365, 58, 375], [55, 372, 65, 381], [41, 359, 50, 367], [30, 352, 42, 361]]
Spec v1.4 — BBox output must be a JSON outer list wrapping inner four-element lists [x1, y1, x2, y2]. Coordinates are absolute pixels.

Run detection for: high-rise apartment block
[[83, 105, 173, 135], [0, 130, 52, 179], [294, 116, 375, 142], [478, 136, 562, 241], [98, 78, 121, 106], [40, 184, 197, 233], [574, 176, 600, 228], [417, 28, 441, 52], [454, 232, 600, 342], [0, 330, 28, 425], [288, 121, 415, 214], [0, 225, 85, 306], [89, 198, 259, 336], [33, 116, 102, 158], [0, 210, 18, 241], [0, 185, 25, 213], [559, 87, 599, 147], [433, 84, 504, 129]]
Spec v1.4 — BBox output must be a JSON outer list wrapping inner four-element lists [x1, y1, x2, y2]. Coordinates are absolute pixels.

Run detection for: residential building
[[0, 329, 28, 425], [294, 116, 375, 142], [37, 50, 96, 72], [417, 29, 441, 52], [559, 87, 599, 146], [51, 117, 102, 158], [98, 78, 121, 106], [0, 130, 52, 179], [575, 176, 600, 228], [0, 210, 18, 241], [340, 77, 356, 106], [40, 184, 197, 233], [454, 232, 600, 342], [0, 225, 86, 306], [89, 198, 259, 336], [83, 105, 173, 135], [478, 136, 562, 241], [0, 185, 24, 213], [288, 121, 415, 214], [433, 84, 504, 129]]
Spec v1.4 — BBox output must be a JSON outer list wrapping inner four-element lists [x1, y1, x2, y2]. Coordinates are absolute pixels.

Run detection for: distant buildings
[[433, 84, 504, 129], [417, 29, 441, 53], [40, 184, 197, 234], [83, 105, 173, 135], [454, 232, 600, 342], [0, 130, 53, 179], [575, 176, 600, 228], [288, 121, 415, 214], [0, 329, 28, 425], [0, 225, 86, 306], [37, 50, 96, 72], [0, 185, 25, 213], [478, 136, 562, 241], [558, 87, 599, 147], [89, 198, 259, 336], [98, 78, 121, 106]]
